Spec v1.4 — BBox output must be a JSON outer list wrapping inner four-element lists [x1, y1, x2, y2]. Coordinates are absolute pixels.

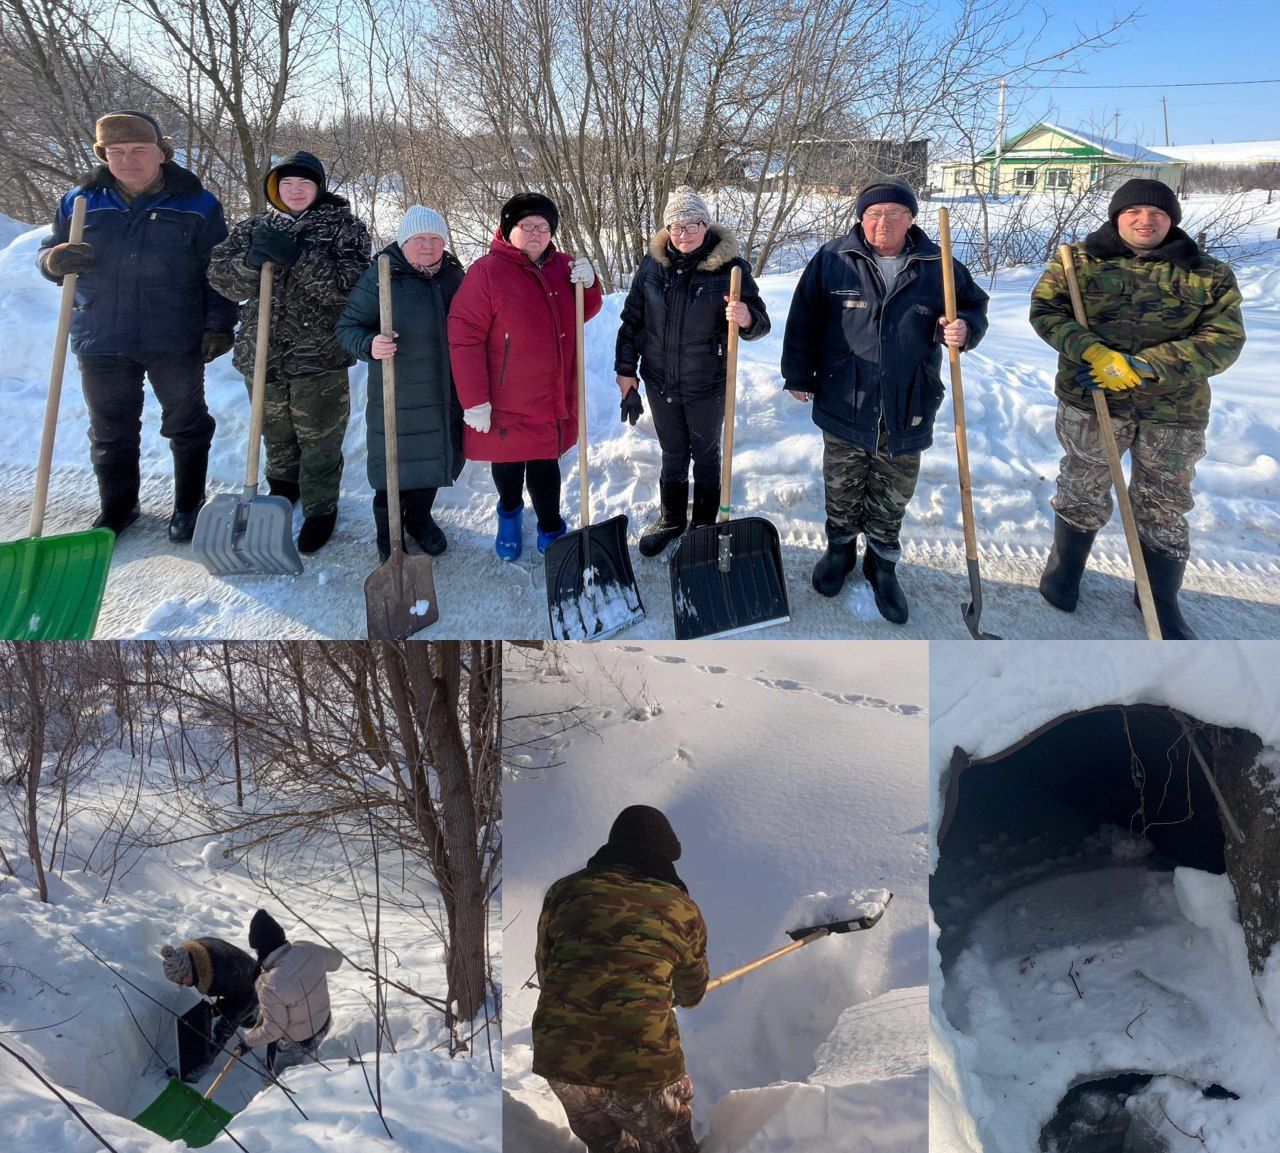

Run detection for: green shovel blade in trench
[[134, 1076, 235, 1148], [0, 529, 114, 639]]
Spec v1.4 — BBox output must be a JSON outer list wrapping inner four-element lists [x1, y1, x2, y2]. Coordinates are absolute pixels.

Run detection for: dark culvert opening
[[934, 705, 1269, 1153]]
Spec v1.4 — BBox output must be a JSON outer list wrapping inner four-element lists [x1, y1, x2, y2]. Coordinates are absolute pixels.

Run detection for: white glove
[[568, 257, 595, 288], [463, 402, 492, 433]]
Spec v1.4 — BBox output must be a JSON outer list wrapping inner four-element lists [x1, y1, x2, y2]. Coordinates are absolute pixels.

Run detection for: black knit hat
[[608, 805, 682, 862], [500, 192, 559, 241], [855, 178, 918, 220], [248, 909, 288, 960], [264, 151, 327, 212], [1108, 178, 1182, 226]]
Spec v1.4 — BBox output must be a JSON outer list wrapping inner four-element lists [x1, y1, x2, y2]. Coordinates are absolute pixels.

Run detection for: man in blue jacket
[[38, 111, 237, 542], [781, 178, 989, 624]]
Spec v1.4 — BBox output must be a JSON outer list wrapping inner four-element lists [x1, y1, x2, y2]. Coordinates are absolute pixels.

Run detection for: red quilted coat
[[448, 231, 603, 463]]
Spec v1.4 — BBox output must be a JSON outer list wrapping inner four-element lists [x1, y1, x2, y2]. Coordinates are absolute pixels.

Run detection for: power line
[[1051, 78, 1280, 90]]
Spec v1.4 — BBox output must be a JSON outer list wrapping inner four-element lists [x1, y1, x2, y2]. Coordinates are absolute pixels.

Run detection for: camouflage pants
[[822, 427, 921, 562], [248, 369, 350, 516], [546, 1075, 698, 1153], [1052, 402, 1206, 561]]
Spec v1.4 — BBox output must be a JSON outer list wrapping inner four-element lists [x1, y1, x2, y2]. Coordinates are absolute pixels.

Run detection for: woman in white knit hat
[[614, 186, 770, 555], [337, 205, 466, 560]]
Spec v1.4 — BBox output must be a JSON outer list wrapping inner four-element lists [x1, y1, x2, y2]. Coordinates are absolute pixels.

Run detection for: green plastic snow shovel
[[0, 195, 114, 640], [134, 1050, 236, 1148]]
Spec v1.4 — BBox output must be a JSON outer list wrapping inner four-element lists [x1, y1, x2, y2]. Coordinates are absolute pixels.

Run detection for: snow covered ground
[[929, 642, 1280, 1153], [1, 195, 1276, 639], [501, 641, 929, 1152], [0, 766, 501, 1152]]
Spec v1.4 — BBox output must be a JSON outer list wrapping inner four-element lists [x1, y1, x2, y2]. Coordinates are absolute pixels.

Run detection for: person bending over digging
[[234, 909, 343, 1075], [533, 805, 709, 1153], [159, 936, 260, 1074]]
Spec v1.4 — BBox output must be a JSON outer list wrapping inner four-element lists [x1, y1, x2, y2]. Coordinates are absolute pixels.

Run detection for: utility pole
[[990, 78, 1007, 197], [1162, 97, 1170, 147]]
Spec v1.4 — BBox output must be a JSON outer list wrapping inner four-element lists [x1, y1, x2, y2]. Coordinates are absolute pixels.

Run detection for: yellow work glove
[[1081, 344, 1149, 392]]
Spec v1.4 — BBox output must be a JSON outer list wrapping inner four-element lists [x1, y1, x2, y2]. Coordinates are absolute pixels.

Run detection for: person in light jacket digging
[[234, 908, 342, 1075]]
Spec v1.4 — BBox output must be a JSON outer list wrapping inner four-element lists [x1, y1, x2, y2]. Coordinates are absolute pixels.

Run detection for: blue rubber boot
[[495, 502, 524, 561], [537, 517, 568, 555]]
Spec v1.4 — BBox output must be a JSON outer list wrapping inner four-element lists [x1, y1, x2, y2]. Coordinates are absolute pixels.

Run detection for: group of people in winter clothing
[[41, 109, 1244, 636], [158, 908, 343, 1077]]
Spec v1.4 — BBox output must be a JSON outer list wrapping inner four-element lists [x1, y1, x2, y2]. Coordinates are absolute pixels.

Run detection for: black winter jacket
[[780, 225, 989, 457], [337, 244, 466, 491], [182, 936, 260, 999], [615, 225, 770, 403]]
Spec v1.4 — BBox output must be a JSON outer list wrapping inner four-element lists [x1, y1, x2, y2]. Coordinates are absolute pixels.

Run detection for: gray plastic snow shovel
[[192, 262, 304, 577], [705, 893, 892, 992], [544, 279, 645, 640], [670, 265, 789, 639], [366, 253, 440, 638]]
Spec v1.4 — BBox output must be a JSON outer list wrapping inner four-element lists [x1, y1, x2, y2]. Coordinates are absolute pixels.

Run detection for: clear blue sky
[[997, 0, 1279, 146]]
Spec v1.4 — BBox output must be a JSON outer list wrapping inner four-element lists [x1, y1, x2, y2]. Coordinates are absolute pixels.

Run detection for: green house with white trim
[[941, 123, 1184, 196]]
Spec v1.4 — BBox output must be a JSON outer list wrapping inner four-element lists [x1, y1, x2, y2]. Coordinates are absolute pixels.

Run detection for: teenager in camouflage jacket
[[533, 806, 707, 1153], [1029, 178, 1245, 639], [208, 151, 371, 551]]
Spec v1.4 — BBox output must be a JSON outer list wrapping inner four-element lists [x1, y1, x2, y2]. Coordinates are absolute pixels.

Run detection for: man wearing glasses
[[38, 110, 237, 542], [782, 177, 989, 625]]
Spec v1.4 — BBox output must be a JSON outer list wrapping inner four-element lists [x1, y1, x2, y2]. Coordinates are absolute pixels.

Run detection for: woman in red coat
[[448, 192, 603, 560]]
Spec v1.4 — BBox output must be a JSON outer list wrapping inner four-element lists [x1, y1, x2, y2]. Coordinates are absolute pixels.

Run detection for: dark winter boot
[[690, 482, 720, 530], [403, 489, 447, 557], [266, 476, 301, 504], [1135, 544, 1198, 640], [167, 449, 208, 543], [373, 493, 391, 564], [639, 481, 689, 557], [1038, 515, 1098, 613], [811, 538, 857, 597], [297, 510, 337, 554], [862, 546, 909, 624], [91, 461, 142, 536]]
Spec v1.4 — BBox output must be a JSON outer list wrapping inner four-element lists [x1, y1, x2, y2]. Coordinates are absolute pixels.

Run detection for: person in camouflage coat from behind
[[1029, 178, 1245, 639], [533, 805, 709, 1153], [208, 151, 371, 553]]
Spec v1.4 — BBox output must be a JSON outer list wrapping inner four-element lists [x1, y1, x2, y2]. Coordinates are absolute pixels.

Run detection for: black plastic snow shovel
[[366, 254, 440, 638], [192, 262, 304, 577], [0, 196, 115, 640], [134, 1049, 236, 1148], [670, 265, 789, 639], [705, 893, 892, 993], [545, 279, 645, 640], [938, 208, 998, 640]]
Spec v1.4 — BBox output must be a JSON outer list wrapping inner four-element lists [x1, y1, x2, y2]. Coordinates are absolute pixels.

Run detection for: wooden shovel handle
[[719, 265, 743, 522], [705, 928, 829, 992], [204, 1050, 238, 1100], [938, 209, 979, 561], [1057, 244, 1161, 640], [30, 195, 87, 538], [576, 279, 589, 529], [244, 262, 275, 495], [378, 255, 404, 555]]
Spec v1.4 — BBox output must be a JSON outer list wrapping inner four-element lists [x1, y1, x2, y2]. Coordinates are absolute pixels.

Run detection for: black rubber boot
[[297, 510, 337, 554], [690, 482, 720, 530], [1135, 544, 1198, 640], [811, 538, 857, 597], [91, 461, 142, 536], [1038, 515, 1098, 613], [168, 449, 208, 543], [266, 476, 301, 504], [403, 488, 446, 557], [863, 546, 909, 624], [639, 481, 689, 557]]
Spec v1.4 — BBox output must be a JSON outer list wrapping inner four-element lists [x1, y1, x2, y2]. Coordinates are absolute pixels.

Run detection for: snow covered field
[[929, 642, 1280, 1153], [0, 762, 501, 1152], [501, 641, 929, 1152], [1, 194, 1276, 639]]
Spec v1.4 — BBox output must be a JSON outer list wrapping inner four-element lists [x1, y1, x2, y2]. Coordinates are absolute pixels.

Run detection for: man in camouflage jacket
[[208, 151, 371, 553], [533, 805, 708, 1153], [1030, 178, 1245, 638]]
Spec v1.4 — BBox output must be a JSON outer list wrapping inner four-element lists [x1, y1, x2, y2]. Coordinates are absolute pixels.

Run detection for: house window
[[1046, 169, 1071, 189], [1014, 168, 1037, 188]]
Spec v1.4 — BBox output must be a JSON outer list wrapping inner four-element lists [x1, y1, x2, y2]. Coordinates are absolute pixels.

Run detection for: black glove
[[202, 330, 234, 363], [233, 1041, 248, 1058], [620, 386, 644, 426], [246, 226, 300, 270], [45, 241, 95, 277]]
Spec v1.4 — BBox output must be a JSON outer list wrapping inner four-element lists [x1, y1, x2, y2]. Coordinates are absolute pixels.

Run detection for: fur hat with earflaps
[[94, 110, 175, 163]]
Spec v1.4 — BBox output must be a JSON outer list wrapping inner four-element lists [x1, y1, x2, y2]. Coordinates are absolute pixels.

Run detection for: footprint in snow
[[673, 747, 693, 766], [697, 665, 730, 675], [653, 654, 686, 664]]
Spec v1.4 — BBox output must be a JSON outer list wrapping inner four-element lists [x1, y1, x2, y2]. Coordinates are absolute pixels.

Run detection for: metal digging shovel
[[544, 279, 645, 640], [0, 196, 115, 640], [366, 253, 440, 638], [705, 893, 892, 992], [134, 1049, 236, 1148], [192, 262, 304, 576], [670, 265, 789, 639], [938, 208, 998, 640]]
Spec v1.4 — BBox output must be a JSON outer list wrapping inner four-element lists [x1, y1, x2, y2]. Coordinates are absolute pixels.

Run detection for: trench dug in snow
[[934, 705, 1276, 1153]]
